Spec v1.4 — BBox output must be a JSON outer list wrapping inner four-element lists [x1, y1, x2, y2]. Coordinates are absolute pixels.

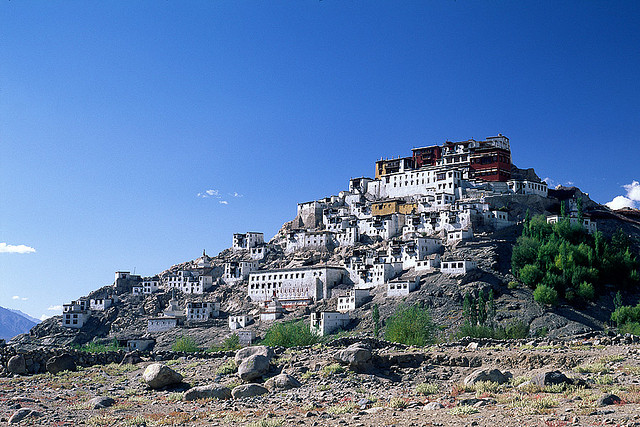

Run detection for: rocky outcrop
[[46, 354, 76, 374], [7, 355, 26, 375], [464, 368, 512, 385]]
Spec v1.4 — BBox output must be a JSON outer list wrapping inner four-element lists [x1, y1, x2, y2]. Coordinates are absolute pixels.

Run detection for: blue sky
[[1, 1, 639, 320]]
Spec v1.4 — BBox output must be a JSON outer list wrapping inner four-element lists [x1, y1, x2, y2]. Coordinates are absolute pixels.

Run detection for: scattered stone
[[264, 373, 301, 391], [597, 393, 622, 407], [88, 396, 115, 409], [120, 351, 143, 365], [46, 354, 76, 374], [184, 384, 232, 401], [530, 371, 571, 387], [8, 408, 41, 424], [333, 343, 372, 371], [238, 354, 270, 382], [142, 363, 183, 389], [463, 368, 512, 385], [7, 355, 27, 375], [424, 402, 444, 410], [231, 383, 269, 399], [235, 346, 274, 365]]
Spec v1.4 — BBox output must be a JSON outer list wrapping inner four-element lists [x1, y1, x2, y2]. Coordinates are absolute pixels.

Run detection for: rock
[[8, 408, 41, 424], [234, 346, 274, 365], [184, 384, 232, 401], [530, 371, 571, 387], [46, 354, 76, 374], [333, 343, 372, 371], [463, 368, 512, 385], [120, 351, 143, 365], [7, 355, 27, 375], [142, 363, 183, 389], [237, 354, 270, 382], [88, 396, 115, 409], [466, 342, 479, 350], [264, 373, 302, 391], [424, 402, 444, 410], [597, 393, 622, 407], [231, 383, 269, 399]]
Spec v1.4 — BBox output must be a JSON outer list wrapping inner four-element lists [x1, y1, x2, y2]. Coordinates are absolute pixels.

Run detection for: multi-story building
[[310, 311, 349, 336], [336, 289, 369, 313], [233, 232, 264, 251], [163, 270, 213, 294], [223, 261, 259, 284], [185, 301, 220, 321]]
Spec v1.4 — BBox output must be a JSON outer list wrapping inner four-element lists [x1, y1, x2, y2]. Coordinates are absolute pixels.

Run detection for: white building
[[415, 253, 441, 272], [441, 260, 477, 275], [89, 297, 113, 311], [387, 278, 419, 297], [546, 215, 597, 234], [163, 270, 213, 294], [248, 266, 348, 307], [447, 228, 474, 243], [260, 297, 284, 322], [229, 314, 252, 330], [310, 311, 350, 336], [233, 232, 264, 251], [336, 289, 369, 312], [163, 298, 185, 319], [61, 310, 90, 329], [223, 261, 259, 284], [141, 278, 161, 294], [507, 180, 548, 197], [249, 246, 267, 261], [237, 330, 256, 346], [284, 230, 334, 253], [185, 301, 220, 321], [147, 317, 178, 332]]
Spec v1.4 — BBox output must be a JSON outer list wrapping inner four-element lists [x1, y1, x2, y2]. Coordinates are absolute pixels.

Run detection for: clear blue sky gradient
[[1, 1, 639, 320]]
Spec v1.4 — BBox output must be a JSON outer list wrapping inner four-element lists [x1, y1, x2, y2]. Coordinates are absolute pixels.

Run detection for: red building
[[411, 145, 442, 168], [469, 146, 512, 182]]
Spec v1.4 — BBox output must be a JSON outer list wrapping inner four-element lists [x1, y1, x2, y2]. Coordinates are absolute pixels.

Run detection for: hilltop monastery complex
[[60, 135, 595, 344]]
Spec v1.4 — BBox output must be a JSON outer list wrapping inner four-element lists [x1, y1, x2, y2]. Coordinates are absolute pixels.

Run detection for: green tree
[[372, 304, 380, 337], [534, 284, 558, 306], [614, 291, 623, 311], [477, 290, 487, 326], [487, 289, 496, 322], [384, 303, 438, 346]]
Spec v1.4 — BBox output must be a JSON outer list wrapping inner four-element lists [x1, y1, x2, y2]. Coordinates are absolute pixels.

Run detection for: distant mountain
[[8, 309, 40, 325], [0, 306, 37, 341]]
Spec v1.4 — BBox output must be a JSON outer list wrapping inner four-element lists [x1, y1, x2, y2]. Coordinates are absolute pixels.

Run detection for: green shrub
[[457, 320, 529, 340], [384, 303, 438, 346], [534, 284, 558, 306], [261, 321, 320, 348], [71, 339, 123, 353], [576, 281, 595, 301], [172, 335, 201, 352], [611, 303, 640, 326], [619, 322, 640, 335], [215, 359, 237, 375], [519, 264, 543, 289], [208, 334, 241, 352]]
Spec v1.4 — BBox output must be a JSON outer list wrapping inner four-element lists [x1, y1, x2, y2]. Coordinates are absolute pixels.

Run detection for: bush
[[619, 322, 640, 335], [209, 334, 241, 352], [384, 303, 438, 346], [576, 281, 595, 301], [534, 284, 558, 306], [519, 264, 543, 289], [71, 339, 123, 353], [261, 321, 320, 348], [172, 335, 201, 352], [611, 303, 640, 326], [457, 321, 529, 340]]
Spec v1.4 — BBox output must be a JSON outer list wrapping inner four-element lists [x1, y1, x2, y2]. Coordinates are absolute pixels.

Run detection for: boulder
[[530, 370, 571, 387], [88, 396, 115, 409], [120, 351, 143, 365], [8, 408, 41, 424], [46, 354, 77, 374], [237, 354, 270, 382], [264, 373, 302, 391], [184, 384, 232, 401], [333, 343, 372, 371], [7, 355, 27, 375], [142, 363, 183, 389], [234, 346, 274, 365], [231, 383, 269, 399], [463, 368, 512, 385], [424, 402, 444, 410], [597, 393, 622, 407]]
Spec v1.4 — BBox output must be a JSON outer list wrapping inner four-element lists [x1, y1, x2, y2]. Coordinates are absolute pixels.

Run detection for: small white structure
[[337, 289, 369, 312], [415, 254, 441, 272], [147, 317, 178, 332], [441, 260, 477, 275], [89, 297, 113, 311], [114, 271, 141, 289], [229, 314, 252, 330], [120, 338, 155, 351], [387, 277, 419, 297], [223, 261, 259, 283], [163, 270, 213, 294], [507, 180, 548, 197], [447, 228, 474, 243], [483, 210, 513, 230], [132, 286, 143, 296], [62, 311, 90, 328], [163, 298, 185, 318], [249, 246, 267, 260], [233, 232, 264, 251], [141, 278, 160, 294], [260, 297, 284, 322], [185, 301, 220, 321], [237, 330, 256, 346], [546, 214, 597, 234], [310, 311, 350, 336]]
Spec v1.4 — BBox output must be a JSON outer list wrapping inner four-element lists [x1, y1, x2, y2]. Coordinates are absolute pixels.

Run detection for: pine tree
[[613, 291, 623, 311], [372, 304, 380, 337], [487, 289, 496, 323], [478, 290, 487, 326]]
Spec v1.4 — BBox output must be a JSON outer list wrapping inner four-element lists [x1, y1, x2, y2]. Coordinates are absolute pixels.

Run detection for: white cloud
[[606, 180, 640, 210], [12, 295, 28, 301], [47, 305, 63, 311], [12, 296, 19, 300], [231, 192, 243, 198], [0, 243, 36, 254], [219, 200, 229, 205], [197, 189, 220, 198]]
